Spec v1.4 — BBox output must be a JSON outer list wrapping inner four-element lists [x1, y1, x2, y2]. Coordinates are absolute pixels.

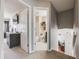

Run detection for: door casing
[[32, 7, 50, 52]]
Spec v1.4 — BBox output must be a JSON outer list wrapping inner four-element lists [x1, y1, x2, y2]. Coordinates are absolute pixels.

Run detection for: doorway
[[4, 0, 30, 59], [4, 21, 9, 38], [33, 7, 49, 51]]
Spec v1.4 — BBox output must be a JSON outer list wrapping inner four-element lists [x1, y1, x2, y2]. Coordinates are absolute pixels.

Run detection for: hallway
[[26, 51, 75, 59], [4, 45, 75, 59], [2, 0, 78, 59]]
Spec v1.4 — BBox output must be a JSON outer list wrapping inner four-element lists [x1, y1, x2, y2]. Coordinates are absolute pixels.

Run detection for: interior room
[[1, 0, 79, 59], [33, 8, 48, 51], [4, 0, 29, 59]]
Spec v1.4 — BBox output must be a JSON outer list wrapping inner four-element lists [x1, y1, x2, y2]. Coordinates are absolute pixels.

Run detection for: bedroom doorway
[[33, 7, 49, 51]]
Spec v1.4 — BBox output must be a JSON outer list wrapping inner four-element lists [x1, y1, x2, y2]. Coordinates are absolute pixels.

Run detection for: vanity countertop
[[6, 32, 20, 34]]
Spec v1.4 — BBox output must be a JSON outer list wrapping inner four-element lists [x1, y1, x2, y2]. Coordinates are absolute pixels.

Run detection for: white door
[[19, 8, 29, 53], [65, 30, 74, 56]]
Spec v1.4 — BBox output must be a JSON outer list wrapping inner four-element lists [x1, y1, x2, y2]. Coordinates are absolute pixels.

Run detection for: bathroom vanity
[[7, 33, 20, 48]]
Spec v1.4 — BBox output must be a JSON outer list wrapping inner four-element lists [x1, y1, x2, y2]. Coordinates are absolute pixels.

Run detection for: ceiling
[[5, 0, 74, 19], [4, 0, 26, 18], [50, 0, 74, 12], [36, 0, 74, 12]]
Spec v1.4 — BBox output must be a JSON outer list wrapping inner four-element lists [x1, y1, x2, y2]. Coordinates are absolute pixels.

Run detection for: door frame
[[18, 0, 50, 53], [18, 0, 32, 53], [32, 7, 50, 52]]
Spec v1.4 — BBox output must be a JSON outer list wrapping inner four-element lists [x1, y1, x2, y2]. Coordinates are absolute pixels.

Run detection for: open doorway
[[33, 7, 49, 51], [4, 0, 30, 59]]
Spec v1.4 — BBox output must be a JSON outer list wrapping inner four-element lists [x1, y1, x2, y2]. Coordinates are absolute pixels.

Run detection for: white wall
[[4, 0, 26, 19], [23, 0, 50, 7], [50, 4, 58, 51], [0, 0, 4, 59], [35, 10, 47, 16], [74, 0, 79, 58]]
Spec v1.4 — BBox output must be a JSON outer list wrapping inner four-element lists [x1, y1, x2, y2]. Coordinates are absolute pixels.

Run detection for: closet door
[[65, 30, 74, 57]]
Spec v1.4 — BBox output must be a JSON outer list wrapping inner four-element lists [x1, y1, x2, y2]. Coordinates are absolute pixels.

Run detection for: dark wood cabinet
[[7, 33, 20, 48]]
